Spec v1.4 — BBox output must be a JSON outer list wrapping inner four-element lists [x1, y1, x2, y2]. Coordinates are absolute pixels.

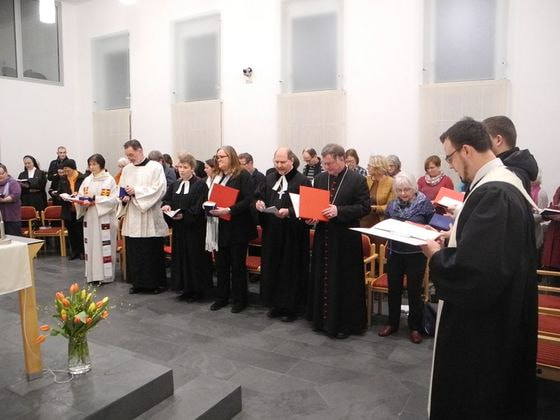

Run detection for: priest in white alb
[[76, 154, 119, 285], [119, 140, 168, 294]]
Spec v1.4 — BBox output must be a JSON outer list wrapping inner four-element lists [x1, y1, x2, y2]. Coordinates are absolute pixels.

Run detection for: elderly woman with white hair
[[378, 172, 435, 344]]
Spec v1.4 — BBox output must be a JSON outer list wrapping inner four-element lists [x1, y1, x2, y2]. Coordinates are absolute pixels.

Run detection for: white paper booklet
[[351, 218, 440, 246], [163, 209, 180, 218], [289, 193, 300, 218]]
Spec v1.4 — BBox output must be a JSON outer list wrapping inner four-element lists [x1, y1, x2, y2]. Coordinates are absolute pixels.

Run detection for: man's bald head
[[274, 147, 294, 175]]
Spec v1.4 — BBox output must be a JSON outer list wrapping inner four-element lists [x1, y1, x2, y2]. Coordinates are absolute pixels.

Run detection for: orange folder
[[433, 187, 464, 208], [209, 183, 239, 221], [299, 185, 329, 222]]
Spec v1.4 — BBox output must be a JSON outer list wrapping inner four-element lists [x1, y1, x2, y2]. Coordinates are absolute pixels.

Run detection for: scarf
[[389, 192, 428, 220], [530, 184, 540, 204], [0, 176, 11, 197], [424, 172, 445, 186], [204, 173, 231, 252]]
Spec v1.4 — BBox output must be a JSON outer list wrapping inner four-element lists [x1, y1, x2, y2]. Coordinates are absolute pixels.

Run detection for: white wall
[[0, 3, 79, 175], [0, 0, 559, 197]]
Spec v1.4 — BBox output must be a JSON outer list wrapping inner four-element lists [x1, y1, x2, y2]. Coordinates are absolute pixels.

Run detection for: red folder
[[433, 187, 464, 208], [299, 185, 329, 222], [209, 183, 239, 221]]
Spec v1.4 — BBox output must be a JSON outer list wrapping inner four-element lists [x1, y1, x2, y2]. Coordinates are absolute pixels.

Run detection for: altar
[[0, 235, 44, 380]]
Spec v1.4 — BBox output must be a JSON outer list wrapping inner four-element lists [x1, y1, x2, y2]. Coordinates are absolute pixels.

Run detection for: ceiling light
[[39, 0, 56, 24]]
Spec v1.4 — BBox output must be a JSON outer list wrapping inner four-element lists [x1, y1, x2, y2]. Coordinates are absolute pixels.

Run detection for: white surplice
[[118, 160, 167, 237], [76, 171, 119, 283]]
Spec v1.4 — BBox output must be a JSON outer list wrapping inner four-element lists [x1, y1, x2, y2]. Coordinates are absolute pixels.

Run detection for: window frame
[[422, 0, 508, 84], [281, 0, 343, 94], [0, 0, 64, 85]]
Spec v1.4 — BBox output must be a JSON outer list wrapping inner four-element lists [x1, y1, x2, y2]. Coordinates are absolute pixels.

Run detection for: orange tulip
[[35, 335, 47, 344], [101, 311, 109, 319], [60, 310, 67, 321], [55, 292, 65, 301], [39, 324, 50, 331], [74, 315, 82, 324], [86, 317, 93, 326], [96, 301, 104, 309], [69, 283, 80, 295], [62, 298, 70, 307]]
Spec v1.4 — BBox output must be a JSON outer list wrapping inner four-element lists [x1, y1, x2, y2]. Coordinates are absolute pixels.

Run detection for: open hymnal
[[351, 219, 441, 246], [540, 208, 560, 217], [163, 209, 181, 218]]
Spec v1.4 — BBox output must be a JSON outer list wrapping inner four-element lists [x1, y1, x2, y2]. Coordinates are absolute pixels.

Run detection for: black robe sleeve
[[335, 173, 371, 223], [430, 182, 536, 308], [229, 170, 255, 216], [182, 180, 208, 223]]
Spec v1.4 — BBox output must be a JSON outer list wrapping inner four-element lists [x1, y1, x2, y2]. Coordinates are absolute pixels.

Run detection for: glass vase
[[68, 335, 91, 375]]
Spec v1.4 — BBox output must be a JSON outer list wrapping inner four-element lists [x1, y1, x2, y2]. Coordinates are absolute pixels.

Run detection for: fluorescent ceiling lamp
[[39, 0, 56, 24]]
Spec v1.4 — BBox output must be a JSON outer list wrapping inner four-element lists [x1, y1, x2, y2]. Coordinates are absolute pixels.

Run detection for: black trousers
[[126, 236, 166, 290], [4, 221, 21, 236], [387, 251, 426, 331], [65, 215, 84, 255], [215, 243, 249, 305]]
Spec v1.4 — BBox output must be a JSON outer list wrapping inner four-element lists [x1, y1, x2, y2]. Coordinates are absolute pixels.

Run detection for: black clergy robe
[[258, 168, 311, 313], [162, 176, 209, 294], [307, 168, 371, 336], [429, 181, 537, 419]]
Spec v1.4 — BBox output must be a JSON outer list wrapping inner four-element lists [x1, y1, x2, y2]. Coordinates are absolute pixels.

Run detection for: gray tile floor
[[1, 246, 559, 419]]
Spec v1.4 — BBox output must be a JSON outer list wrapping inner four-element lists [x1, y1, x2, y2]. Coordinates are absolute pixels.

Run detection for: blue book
[[429, 213, 453, 231]]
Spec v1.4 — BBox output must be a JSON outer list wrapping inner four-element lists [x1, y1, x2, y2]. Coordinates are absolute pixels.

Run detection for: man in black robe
[[256, 147, 311, 322], [421, 118, 537, 419], [306, 143, 370, 339]]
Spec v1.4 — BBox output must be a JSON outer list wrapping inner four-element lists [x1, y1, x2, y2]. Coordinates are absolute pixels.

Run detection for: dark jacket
[[497, 147, 538, 194], [57, 172, 86, 220], [47, 157, 76, 182], [218, 169, 257, 246]]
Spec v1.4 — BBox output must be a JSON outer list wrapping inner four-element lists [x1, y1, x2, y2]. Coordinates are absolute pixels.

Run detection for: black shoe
[[151, 288, 163, 295], [281, 313, 297, 323], [68, 252, 79, 261], [334, 331, 350, 340], [177, 293, 189, 301], [267, 308, 284, 318], [210, 300, 228, 311], [129, 287, 141, 294], [186, 294, 203, 303], [231, 304, 247, 314]]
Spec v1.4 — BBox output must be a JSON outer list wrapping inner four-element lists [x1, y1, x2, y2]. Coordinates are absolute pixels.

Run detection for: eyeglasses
[[444, 148, 460, 163], [216, 154, 228, 160]]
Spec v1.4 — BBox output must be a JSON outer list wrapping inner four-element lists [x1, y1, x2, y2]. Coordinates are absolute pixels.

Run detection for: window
[[21, 0, 62, 81], [92, 33, 130, 111], [424, 0, 507, 83], [173, 14, 221, 102], [0, 0, 63, 83], [0, 0, 17, 77], [282, 0, 342, 93]]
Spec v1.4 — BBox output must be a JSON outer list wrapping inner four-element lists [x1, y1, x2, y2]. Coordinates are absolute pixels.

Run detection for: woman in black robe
[[161, 153, 208, 301], [208, 145, 257, 313], [18, 155, 47, 212], [256, 148, 311, 322]]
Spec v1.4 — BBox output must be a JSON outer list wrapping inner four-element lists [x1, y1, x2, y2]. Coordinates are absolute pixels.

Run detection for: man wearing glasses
[[421, 117, 537, 419]]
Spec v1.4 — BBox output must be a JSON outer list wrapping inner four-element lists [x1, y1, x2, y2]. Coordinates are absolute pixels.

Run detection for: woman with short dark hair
[[162, 152, 209, 301], [417, 155, 454, 200], [75, 154, 119, 284]]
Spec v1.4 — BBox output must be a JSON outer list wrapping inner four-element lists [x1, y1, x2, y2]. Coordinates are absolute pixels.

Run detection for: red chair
[[32, 206, 67, 256], [20, 206, 39, 237], [246, 225, 263, 276]]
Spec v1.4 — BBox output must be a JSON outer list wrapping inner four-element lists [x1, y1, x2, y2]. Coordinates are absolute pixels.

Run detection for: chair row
[[537, 269, 560, 382], [21, 205, 68, 257]]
